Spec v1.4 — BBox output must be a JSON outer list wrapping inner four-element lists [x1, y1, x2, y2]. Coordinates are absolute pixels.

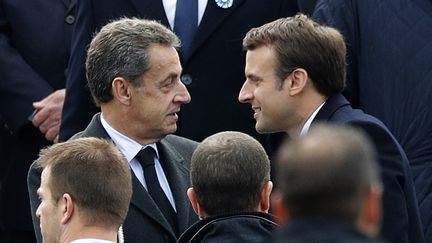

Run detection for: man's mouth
[[252, 107, 261, 118], [168, 110, 180, 119]]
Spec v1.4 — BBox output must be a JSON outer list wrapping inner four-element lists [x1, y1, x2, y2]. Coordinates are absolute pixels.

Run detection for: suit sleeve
[[0, 1, 54, 133], [281, 0, 300, 16], [312, 0, 360, 107], [349, 120, 424, 243], [297, 0, 318, 16], [59, 0, 99, 141]]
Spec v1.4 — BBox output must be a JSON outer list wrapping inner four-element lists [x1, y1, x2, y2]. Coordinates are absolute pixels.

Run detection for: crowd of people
[[1, 0, 430, 242]]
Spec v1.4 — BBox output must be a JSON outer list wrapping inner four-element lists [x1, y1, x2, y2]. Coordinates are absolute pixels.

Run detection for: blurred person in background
[[313, 1, 432, 240], [0, 0, 75, 241], [272, 124, 387, 243]]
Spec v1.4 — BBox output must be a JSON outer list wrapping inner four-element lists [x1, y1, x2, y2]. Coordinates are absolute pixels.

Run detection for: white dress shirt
[[162, 0, 208, 29], [300, 102, 325, 136], [70, 239, 115, 243], [100, 114, 177, 211]]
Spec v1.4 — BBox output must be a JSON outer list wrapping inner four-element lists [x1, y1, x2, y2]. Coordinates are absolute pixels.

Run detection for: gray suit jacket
[[28, 113, 199, 243]]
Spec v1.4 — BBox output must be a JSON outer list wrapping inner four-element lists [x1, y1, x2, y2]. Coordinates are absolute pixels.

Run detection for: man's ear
[[286, 68, 308, 96], [112, 77, 132, 105], [357, 184, 383, 237], [260, 181, 273, 212], [59, 193, 74, 225], [271, 190, 289, 225], [187, 188, 206, 217]]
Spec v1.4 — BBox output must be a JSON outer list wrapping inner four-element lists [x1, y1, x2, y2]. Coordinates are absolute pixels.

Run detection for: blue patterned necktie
[[174, 0, 198, 59]]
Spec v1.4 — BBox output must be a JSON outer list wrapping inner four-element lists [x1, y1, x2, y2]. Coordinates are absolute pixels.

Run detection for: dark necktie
[[136, 147, 178, 235], [174, 0, 198, 59]]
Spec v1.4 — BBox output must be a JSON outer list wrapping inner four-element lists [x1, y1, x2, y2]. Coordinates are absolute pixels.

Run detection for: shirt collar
[[300, 102, 325, 136], [100, 113, 159, 163]]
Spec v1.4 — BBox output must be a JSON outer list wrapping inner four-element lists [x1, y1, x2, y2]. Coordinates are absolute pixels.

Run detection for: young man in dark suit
[[238, 14, 424, 243], [29, 18, 199, 243], [0, 0, 75, 241], [59, 0, 301, 147]]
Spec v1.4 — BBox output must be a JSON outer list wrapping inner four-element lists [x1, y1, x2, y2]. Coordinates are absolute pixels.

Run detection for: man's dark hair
[[190, 131, 271, 215], [243, 14, 346, 96]]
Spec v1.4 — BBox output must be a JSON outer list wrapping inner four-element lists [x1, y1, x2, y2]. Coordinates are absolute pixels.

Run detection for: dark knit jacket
[[177, 212, 278, 243]]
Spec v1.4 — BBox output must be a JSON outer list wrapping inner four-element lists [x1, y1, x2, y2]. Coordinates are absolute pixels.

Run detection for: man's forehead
[[246, 48, 276, 74], [40, 167, 51, 184], [147, 46, 181, 71]]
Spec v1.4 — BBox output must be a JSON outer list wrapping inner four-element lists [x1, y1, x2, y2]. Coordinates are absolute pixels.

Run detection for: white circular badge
[[215, 0, 233, 9]]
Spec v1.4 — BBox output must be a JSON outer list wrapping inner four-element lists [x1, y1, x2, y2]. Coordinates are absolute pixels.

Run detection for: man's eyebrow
[[160, 71, 180, 82], [246, 73, 261, 80]]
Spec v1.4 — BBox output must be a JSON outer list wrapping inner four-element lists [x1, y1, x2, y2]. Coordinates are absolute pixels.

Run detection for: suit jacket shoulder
[[162, 135, 199, 160], [313, 94, 424, 243]]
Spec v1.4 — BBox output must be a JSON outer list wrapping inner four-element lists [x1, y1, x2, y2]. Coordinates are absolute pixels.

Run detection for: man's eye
[[167, 80, 175, 86], [250, 78, 261, 86], [162, 78, 176, 88]]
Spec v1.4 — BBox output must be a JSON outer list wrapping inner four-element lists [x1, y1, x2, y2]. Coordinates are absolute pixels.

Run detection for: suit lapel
[[157, 139, 193, 233], [186, 0, 246, 61], [313, 94, 351, 123], [60, 0, 71, 8], [129, 0, 170, 27]]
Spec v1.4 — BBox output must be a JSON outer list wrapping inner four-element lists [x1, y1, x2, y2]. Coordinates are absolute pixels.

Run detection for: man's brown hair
[[36, 137, 132, 228], [243, 14, 346, 96]]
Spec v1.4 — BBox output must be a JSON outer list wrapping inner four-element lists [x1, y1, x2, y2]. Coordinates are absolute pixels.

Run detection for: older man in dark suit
[[28, 18, 199, 243], [0, 0, 75, 241], [238, 14, 424, 243], [59, 0, 301, 147]]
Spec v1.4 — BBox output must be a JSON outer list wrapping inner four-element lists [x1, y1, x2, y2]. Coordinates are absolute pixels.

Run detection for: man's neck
[[100, 105, 160, 145], [286, 93, 326, 138]]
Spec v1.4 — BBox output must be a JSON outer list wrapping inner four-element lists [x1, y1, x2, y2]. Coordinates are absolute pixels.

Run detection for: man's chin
[[255, 124, 272, 134], [256, 123, 282, 134], [163, 124, 177, 136]]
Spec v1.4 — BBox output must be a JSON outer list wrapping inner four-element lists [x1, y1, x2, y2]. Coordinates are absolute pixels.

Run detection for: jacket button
[[181, 74, 192, 85], [65, 15, 75, 24]]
